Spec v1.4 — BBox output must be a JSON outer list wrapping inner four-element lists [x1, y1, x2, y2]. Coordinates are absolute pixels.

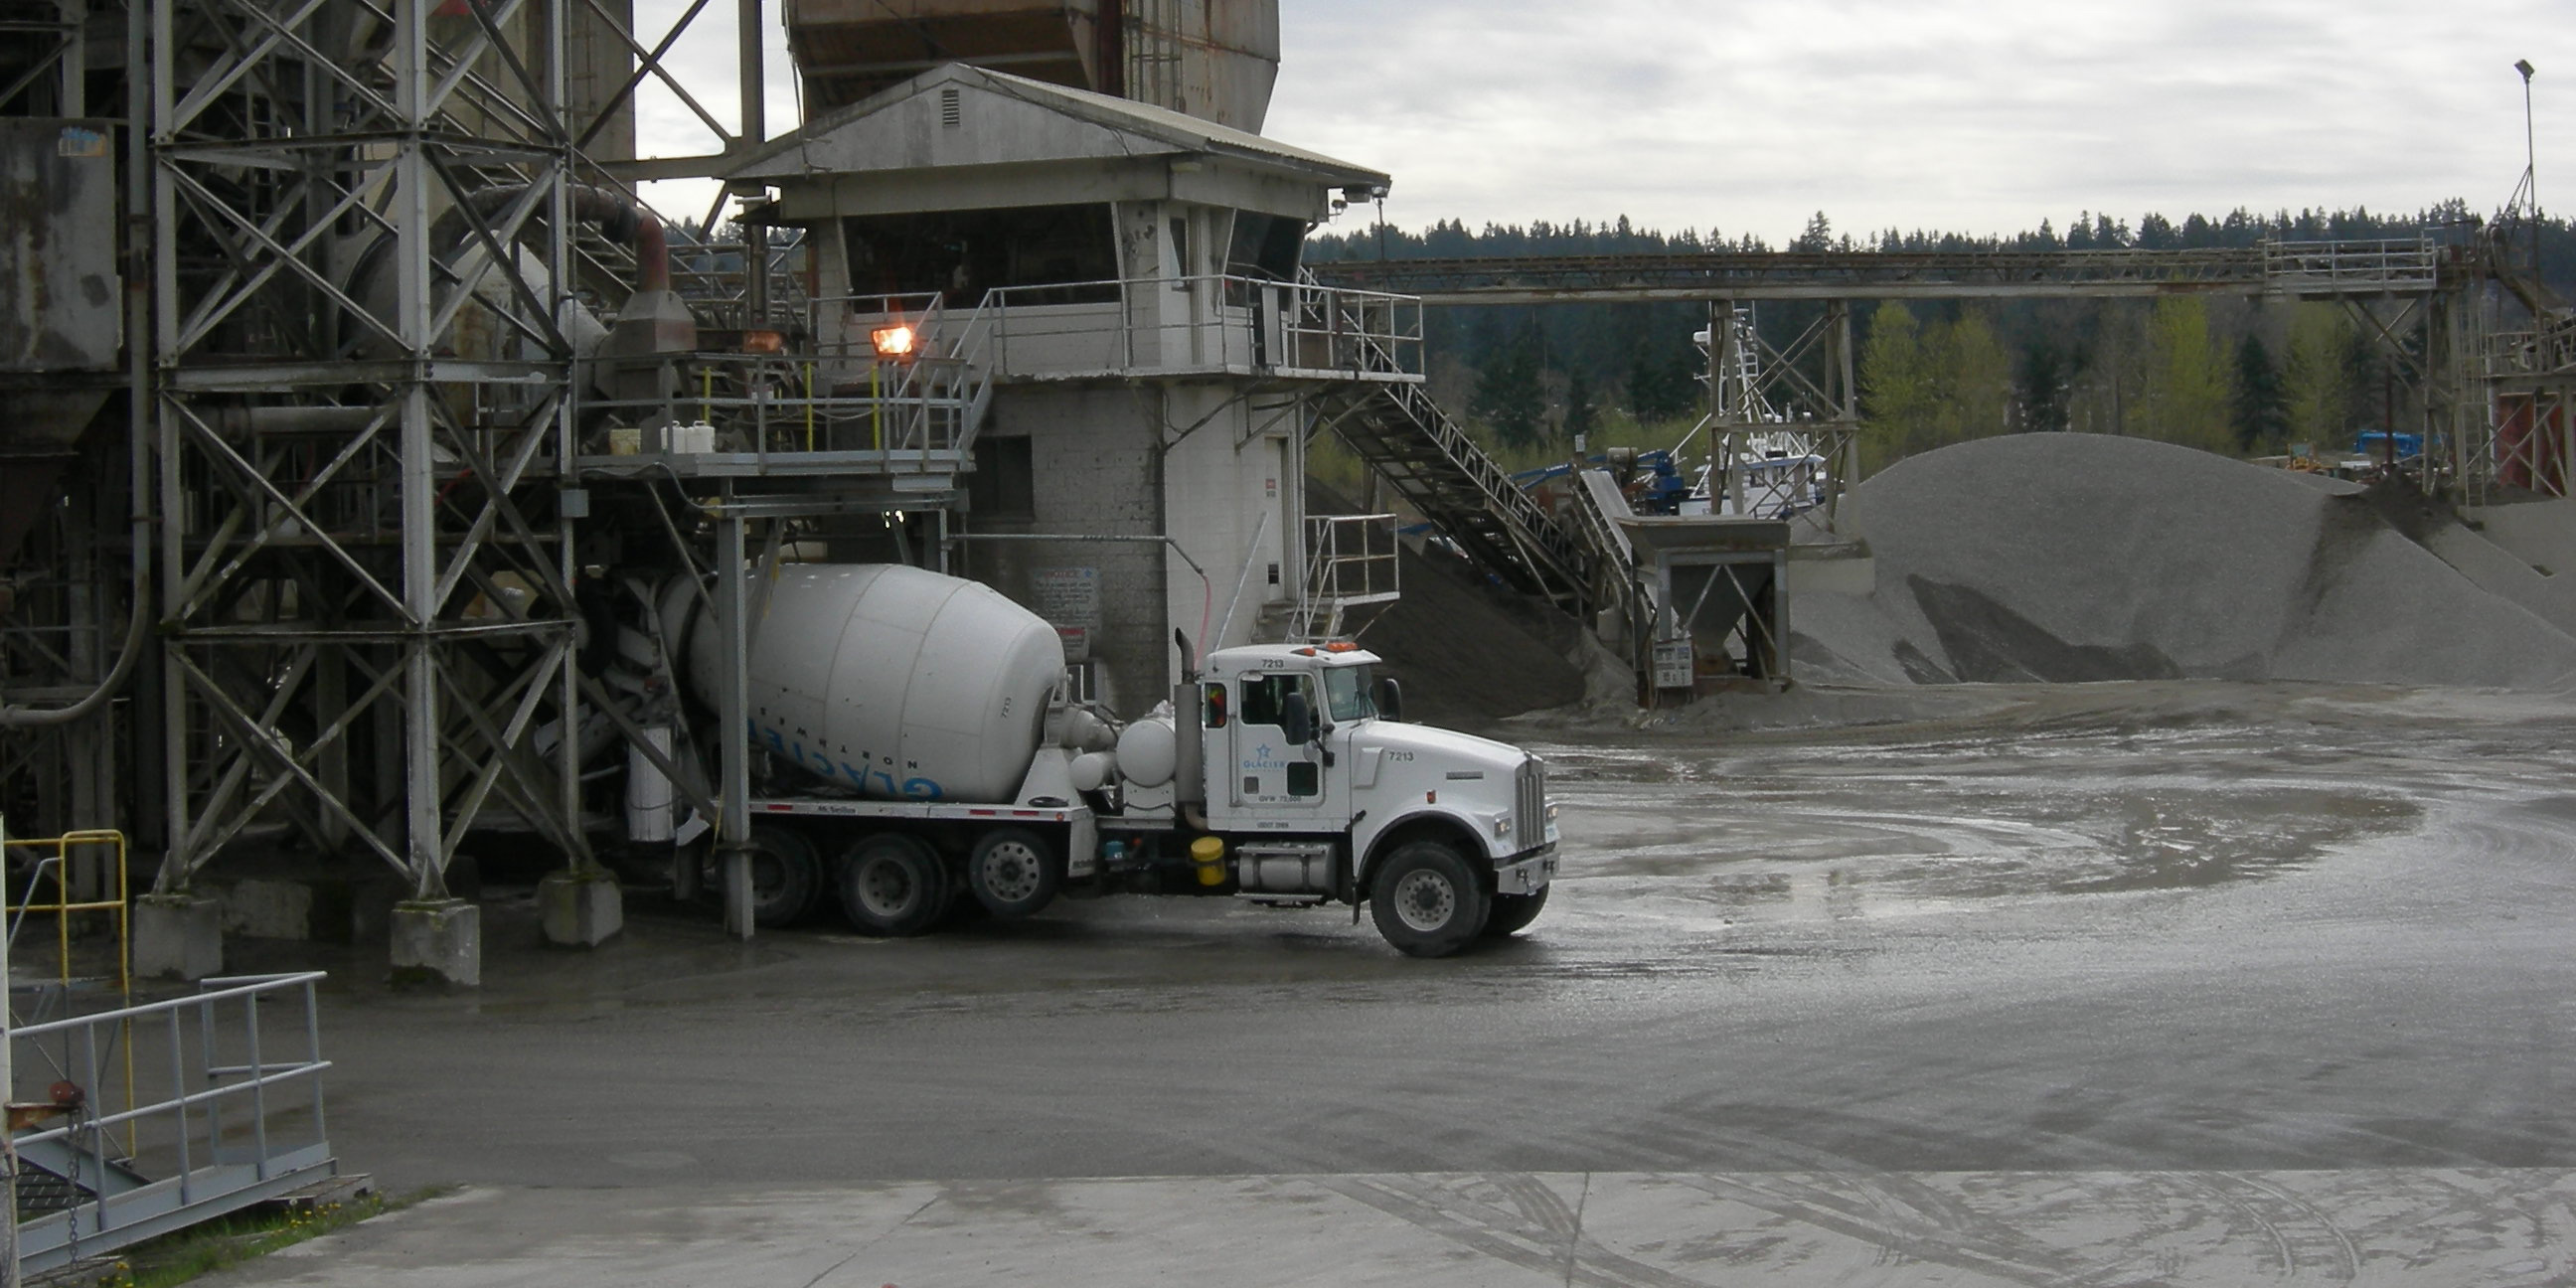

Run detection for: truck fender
[[1355, 812, 1490, 895]]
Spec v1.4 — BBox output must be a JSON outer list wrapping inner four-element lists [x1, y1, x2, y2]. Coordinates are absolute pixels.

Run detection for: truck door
[[1231, 669, 1326, 812]]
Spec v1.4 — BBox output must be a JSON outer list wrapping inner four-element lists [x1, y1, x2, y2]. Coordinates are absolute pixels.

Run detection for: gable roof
[[728, 63, 1388, 192]]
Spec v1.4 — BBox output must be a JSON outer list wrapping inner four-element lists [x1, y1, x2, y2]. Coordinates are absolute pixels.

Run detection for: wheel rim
[[979, 840, 1044, 903], [1389, 869, 1457, 933], [855, 856, 916, 918], [751, 852, 787, 898]]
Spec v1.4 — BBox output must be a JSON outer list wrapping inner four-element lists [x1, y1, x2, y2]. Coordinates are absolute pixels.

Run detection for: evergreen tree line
[[1306, 207, 2576, 466]]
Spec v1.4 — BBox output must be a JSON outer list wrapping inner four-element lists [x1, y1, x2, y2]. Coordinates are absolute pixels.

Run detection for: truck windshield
[[1322, 665, 1375, 723]]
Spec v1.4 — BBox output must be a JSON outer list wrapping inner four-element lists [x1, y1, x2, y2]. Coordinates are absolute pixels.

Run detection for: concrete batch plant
[[0, 0, 1592, 987], [723, 62, 1408, 715]]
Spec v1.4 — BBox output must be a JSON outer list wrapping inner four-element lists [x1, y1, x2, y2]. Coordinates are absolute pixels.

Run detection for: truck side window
[[1238, 674, 1312, 727], [1239, 676, 1283, 726], [1203, 683, 1227, 728]]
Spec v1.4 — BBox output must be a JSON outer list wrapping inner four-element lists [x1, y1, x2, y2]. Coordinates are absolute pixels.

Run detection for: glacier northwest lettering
[[756, 722, 942, 799]]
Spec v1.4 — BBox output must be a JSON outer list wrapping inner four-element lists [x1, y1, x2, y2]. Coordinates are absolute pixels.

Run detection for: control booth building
[[728, 64, 1414, 715]]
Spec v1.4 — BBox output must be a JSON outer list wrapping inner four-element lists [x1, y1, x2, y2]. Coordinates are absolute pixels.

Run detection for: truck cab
[[1191, 642, 1559, 955]]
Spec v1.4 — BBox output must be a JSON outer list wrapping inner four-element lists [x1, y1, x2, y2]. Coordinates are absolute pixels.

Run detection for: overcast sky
[[638, 2, 2573, 242]]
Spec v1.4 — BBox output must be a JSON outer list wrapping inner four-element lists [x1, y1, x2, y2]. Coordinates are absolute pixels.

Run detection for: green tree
[[2231, 334, 2289, 451], [1859, 303, 2015, 465], [1859, 301, 1934, 467], [1627, 332, 1701, 423], [1563, 367, 1598, 443], [1936, 310, 2014, 446], [2018, 339, 2075, 432], [2139, 296, 2233, 451], [2281, 303, 2353, 452], [1470, 326, 1547, 448]]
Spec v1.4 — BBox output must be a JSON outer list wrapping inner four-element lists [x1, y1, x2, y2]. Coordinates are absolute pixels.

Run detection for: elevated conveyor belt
[[1310, 241, 2448, 304], [1312, 346, 1597, 609]]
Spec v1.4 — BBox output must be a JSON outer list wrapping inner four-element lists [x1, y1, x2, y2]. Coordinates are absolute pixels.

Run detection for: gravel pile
[[1306, 479, 1586, 724], [1794, 434, 2576, 690]]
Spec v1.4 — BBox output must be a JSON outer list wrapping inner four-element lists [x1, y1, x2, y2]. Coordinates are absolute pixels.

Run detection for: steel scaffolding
[[145, 0, 588, 902]]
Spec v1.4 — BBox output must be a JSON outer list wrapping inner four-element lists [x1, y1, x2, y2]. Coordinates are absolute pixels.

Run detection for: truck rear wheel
[[1368, 840, 1488, 958], [967, 827, 1060, 919], [1481, 885, 1549, 938], [747, 825, 823, 927], [838, 833, 948, 936]]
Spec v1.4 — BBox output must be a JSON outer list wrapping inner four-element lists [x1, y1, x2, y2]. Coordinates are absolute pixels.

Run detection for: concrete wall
[[967, 387, 1163, 715], [965, 378, 1304, 717]]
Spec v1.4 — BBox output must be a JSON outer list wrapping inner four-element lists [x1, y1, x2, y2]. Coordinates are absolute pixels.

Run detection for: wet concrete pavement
[[201, 681, 2576, 1282]]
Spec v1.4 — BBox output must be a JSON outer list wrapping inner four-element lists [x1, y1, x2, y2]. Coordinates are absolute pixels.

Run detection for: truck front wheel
[[838, 833, 949, 936], [1368, 840, 1489, 958], [967, 828, 1060, 919], [1482, 885, 1549, 938]]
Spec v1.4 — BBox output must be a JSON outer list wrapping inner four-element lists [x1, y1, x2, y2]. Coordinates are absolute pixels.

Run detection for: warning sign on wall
[[1032, 566, 1101, 628]]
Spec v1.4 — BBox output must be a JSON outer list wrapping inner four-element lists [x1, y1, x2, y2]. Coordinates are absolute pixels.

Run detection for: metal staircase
[[1314, 343, 1596, 609]]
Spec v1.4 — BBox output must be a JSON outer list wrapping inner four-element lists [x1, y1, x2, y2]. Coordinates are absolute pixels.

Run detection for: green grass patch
[[62, 1186, 444, 1288]]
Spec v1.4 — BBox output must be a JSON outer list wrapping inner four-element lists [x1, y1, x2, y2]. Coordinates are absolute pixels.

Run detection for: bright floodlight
[[872, 324, 917, 359]]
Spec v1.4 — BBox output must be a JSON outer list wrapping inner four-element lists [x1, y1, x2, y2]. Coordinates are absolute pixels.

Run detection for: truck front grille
[[1515, 757, 1545, 851]]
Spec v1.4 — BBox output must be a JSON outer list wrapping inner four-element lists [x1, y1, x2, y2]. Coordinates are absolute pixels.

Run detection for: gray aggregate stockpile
[[1797, 434, 2576, 690]]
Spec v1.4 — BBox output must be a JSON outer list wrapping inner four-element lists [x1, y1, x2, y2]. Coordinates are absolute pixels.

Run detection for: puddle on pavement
[[1537, 713, 2428, 921]]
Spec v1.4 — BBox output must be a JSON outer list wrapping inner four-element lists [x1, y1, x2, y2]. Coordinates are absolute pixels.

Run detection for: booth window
[[844, 204, 1120, 305]]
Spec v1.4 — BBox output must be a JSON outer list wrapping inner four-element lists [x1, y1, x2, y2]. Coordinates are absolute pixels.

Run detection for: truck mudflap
[[1495, 847, 1558, 896]]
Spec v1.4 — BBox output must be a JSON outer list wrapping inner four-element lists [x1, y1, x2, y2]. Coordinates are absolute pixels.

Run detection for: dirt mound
[[1796, 434, 2576, 691]]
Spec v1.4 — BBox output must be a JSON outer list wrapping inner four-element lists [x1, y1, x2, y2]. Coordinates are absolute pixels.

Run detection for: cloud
[[618, 1, 2572, 242], [1267, 0, 2576, 241]]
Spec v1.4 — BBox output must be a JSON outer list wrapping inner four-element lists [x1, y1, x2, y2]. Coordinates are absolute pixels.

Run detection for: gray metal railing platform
[[12, 971, 335, 1273]]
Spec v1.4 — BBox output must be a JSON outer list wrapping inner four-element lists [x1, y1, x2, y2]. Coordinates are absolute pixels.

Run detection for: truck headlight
[[1545, 802, 1559, 823], [1493, 815, 1512, 838]]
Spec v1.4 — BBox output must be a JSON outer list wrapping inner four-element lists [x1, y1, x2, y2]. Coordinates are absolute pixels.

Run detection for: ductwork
[[340, 181, 669, 360]]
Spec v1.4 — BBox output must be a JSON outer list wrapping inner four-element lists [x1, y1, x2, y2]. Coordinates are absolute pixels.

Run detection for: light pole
[[2516, 59, 2539, 278]]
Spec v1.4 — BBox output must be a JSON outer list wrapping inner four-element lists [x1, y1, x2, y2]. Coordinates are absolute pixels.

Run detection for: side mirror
[[1374, 677, 1403, 724], [1280, 690, 1313, 744]]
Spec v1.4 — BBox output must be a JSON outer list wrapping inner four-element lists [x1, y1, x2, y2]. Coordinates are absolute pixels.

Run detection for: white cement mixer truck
[[654, 564, 1558, 957]]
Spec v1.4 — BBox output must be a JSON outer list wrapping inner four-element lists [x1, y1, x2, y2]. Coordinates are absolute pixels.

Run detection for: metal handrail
[[11, 970, 334, 1273], [1296, 514, 1401, 641], [829, 274, 1424, 383], [2260, 238, 2440, 290]]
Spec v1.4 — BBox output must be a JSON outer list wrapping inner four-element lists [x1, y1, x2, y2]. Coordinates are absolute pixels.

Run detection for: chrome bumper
[[1495, 847, 1558, 896]]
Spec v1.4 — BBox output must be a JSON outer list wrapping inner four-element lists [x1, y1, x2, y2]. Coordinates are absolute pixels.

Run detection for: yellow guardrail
[[3, 828, 135, 1149]]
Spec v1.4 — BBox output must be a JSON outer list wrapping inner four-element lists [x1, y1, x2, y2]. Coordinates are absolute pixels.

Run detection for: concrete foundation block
[[133, 893, 224, 981], [390, 899, 481, 988], [539, 871, 624, 948]]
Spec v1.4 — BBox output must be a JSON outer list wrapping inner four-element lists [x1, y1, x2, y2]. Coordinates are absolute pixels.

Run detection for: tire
[[1368, 840, 1489, 958], [967, 827, 1060, 919], [745, 825, 823, 927], [1481, 885, 1549, 938], [837, 833, 949, 937]]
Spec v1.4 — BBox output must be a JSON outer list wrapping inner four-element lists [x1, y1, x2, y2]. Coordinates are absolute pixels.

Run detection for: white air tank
[[684, 564, 1064, 802]]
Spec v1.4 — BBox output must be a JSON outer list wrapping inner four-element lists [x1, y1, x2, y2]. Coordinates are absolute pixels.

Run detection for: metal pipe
[[635, 208, 671, 293], [716, 506, 753, 940], [207, 406, 383, 435]]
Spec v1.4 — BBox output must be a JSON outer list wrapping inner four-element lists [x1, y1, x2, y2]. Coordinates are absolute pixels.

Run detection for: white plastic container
[[686, 564, 1064, 802]]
